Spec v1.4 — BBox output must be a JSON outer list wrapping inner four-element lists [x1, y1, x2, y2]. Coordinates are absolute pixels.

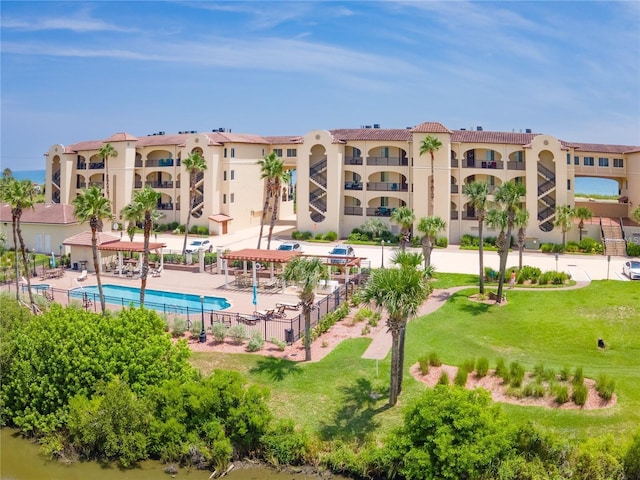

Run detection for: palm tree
[[416, 216, 446, 268], [575, 206, 592, 241], [554, 205, 575, 249], [463, 181, 490, 294], [98, 143, 118, 208], [390, 206, 415, 251], [361, 218, 389, 241], [493, 181, 525, 304], [72, 186, 112, 315], [121, 202, 142, 242], [257, 153, 285, 249], [267, 165, 288, 250], [181, 151, 208, 255], [419, 135, 443, 216], [358, 250, 431, 406], [1, 178, 35, 308], [130, 186, 161, 307], [514, 208, 530, 270], [281, 257, 326, 361]]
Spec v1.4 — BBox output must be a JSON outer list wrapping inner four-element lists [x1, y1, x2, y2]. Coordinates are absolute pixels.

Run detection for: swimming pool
[[70, 284, 230, 313]]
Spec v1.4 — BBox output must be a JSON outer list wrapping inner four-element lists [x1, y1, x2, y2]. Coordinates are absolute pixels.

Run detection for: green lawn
[[191, 279, 640, 442]]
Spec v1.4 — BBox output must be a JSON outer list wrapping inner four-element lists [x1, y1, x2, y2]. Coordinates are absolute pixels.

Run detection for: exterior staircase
[[537, 164, 556, 232], [308, 157, 327, 223], [600, 217, 627, 256]]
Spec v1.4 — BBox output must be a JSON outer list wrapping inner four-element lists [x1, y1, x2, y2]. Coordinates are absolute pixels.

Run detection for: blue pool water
[[70, 284, 230, 313]]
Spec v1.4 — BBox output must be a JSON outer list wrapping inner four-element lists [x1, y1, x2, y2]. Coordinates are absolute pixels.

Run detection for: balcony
[[450, 211, 459, 220], [366, 157, 409, 167], [451, 159, 459, 168], [88, 181, 104, 188], [145, 181, 174, 189], [366, 182, 408, 192], [157, 203, 174, 211], [135, 181, 143, 188], [344, 206, 363, 216], [451, 184, 459, 194], [344, 156, 363, 165], [76, 182, 87, 189], [367, 206, 395, 217], [76, 161, 87, 169], [135, 160, 143, 167], [344, 181, 363, 190], [462, 213, 478, 220], [145, 158, 174, 168], [507, 161, 525, 170], [88, 162, 104, 170]]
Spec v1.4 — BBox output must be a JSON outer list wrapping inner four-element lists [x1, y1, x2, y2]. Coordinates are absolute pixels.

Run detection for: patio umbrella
[[50, 252, 56, 268], [252, 262, 258, 309]]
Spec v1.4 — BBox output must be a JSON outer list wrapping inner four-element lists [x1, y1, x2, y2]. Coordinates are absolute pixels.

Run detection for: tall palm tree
[[267, 166, 289, 250], [281, 257, 326, 361], [554, 204, 575, 248], [121, 202, 142, 242], [514, 208, 530, 270], [181, 151, 208, 255], [1, 178, 35, 308], [493, 181, 525, 304], [358, 250, 431, 406], [98, 143, 118, 209], [130, 186, 161, 307], [419, 135, 443, 216], [256, 153, 284, 249], [416, 216, 446, 268], [390, 206, 415, 251], [574, 206, 592, 241], [463, 181, 490, 294], [72, 186, 112, 315]]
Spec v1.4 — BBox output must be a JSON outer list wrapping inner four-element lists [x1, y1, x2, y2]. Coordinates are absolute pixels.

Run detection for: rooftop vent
[[476, 126, 483, 131], [364, 125, 372, 129], [525, 128, 532, 133], [460, 128, 466, 131], [373, 124, 380, 129], [190, 130, 197, 134]]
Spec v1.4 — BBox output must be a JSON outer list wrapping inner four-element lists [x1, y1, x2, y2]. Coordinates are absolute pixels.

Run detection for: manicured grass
[[191, 279, 640, 442]]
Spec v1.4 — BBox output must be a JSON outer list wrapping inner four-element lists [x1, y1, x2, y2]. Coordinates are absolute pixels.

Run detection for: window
[[574, 156, 579, 165], [273, 148, 283, 157], [223, 194, 227, 204], [567, 153, 571, 165], [230, 170, 235, 180], [223, 171, 227, 181], [230, 148, 235, 158], [613, 158, 624, 168], [381, 197, 389, 206], [583, 157, 594, 166], [381, 172, 389, 182], [223, 148, 227, 158], [514, 151, 523, 162], [381, 147, 389, 158], [487, 150, 495, 161], [287, 148, 297, 157], [567, 179, 571, 190], [598, 157, 609, 167], [230, 193, 235, 204]]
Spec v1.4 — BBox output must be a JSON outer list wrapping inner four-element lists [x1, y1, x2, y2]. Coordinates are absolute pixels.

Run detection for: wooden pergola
[[221, 248, 301, 289], [98, 241, 166, 276]]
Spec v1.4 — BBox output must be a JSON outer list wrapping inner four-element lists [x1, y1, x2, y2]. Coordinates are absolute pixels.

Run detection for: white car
[[328, 245, 355, 264], [185, 239, 212, 253], [623, 260, 640, 280], [277, 241, 302, 252]]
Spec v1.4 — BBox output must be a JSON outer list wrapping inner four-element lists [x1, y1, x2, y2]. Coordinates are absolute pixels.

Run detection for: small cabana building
[[221, 248, 302, 290]]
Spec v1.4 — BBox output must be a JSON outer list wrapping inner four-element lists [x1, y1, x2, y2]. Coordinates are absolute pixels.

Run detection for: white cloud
[[2, 15, 135, 33]]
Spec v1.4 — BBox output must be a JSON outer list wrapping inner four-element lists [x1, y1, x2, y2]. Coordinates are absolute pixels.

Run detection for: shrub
[[210, 322, 227, 343], [573, 366, 584, 385], [559, 366, 571, 381], [189, 320, 203, 337], [565, 241, 580, 253], [539, 270, 570, 285], [517, 265, 541, 284], [436, 237, 448, 248], [260, 419, 310, 466], [437, 372, 450, 385], [476, 357, 489, 378], [596, 374, 616, 401], [624, 431, 640, 480], [292, 230, 312, 240], [484, 266, 498, 282], [460, 234, 478, 247], [533, 362, 545, 381], [429, 352, 442, 367], [324, 231, 338, 241], [495, 358, 510, 383], [269, 337, 286, 351], [509, 361, 525, 388], [418, 355, 430, 375], [354, 307, 373, 323], [172, 317, 187, 338], [543, 368, 556, 382], [246, 330, 264, 352], [627, 241, 640, 256], [454, 367, 468, 386], [227, 324, 247, 345], [572, 382, 588, 406], [540, 243, 554, 253], [554, 385, 570, 404], [522, 381, 546, 398], [462, 358, 476, 373], [579, 237, 604, 254]]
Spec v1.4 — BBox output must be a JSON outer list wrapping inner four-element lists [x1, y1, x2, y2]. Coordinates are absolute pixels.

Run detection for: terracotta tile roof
[[411, 122, 452, 133], [451, 130, 538, 144], [208, 214, 233, 222], [63, 139, 105, 153], [329, 129, 413, 142], [561, 142, 638, 154], [99, 241, 166, 252], [63, 231, 120, 247], [0, 203, 78, 224], [263, 136, 304, 144], [222, 248, 301, 264], [105, 132, 139, 142]]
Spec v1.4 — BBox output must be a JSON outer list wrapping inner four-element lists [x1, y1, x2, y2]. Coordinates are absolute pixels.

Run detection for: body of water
[[8, 169, 46, 185], [69, 284, 230, 313]]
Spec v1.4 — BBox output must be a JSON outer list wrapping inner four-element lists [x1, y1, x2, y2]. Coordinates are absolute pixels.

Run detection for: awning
[[209, 214, 233, 223], [222, 248, 300, 263]]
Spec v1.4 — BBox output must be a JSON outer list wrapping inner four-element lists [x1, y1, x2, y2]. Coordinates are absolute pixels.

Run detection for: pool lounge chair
[[152, 265, 163, 277], [77, 270, 88, 281]]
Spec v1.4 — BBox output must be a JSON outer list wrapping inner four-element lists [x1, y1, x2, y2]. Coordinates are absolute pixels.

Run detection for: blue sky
[[1, 1, 639, 171]]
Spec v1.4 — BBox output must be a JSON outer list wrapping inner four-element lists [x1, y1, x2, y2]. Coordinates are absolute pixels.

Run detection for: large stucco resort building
[[42, 122, 640, 252]]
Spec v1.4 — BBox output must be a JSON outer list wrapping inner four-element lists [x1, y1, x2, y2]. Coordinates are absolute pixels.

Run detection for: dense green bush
[[573, 366, 584, 385], [522, 381, 546, 398], [509, 361, 526, 388], [554, 385, 570, 404], [269, 337, 286, 351], [580, 237, 604, 254], [596, 374, 616, 401], [435, 237, 448, 248], [418, 355, 430, 375], [496, 357, 511, 384], [539, 270, 570, 285], [385, 386, 513, 480], [292, 230, 313, 240], [476, 357, 489, 377], [211, 322, 228, 343], [565, 241, 580, 253], [311, 303, 349, 341], [260, 419, 310, 466], [627, 240, 640, 256], [625, 431, 640, 480], [454, 367, 468, 386], [572, 436, 625, 480], [246, 330, 264, 352], [228, 325, 248, 345], [437, 372, 450, 385], [324, 231, 338, 241], [517, 265, 542, 284]]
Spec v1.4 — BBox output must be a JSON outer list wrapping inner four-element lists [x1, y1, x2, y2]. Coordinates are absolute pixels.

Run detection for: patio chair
[[276, 301, 301, 311], [238, 313, 259, 325], [77, 270, 88, 281], [152, 265, 163, 277], [273, 304, 287, 318]]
